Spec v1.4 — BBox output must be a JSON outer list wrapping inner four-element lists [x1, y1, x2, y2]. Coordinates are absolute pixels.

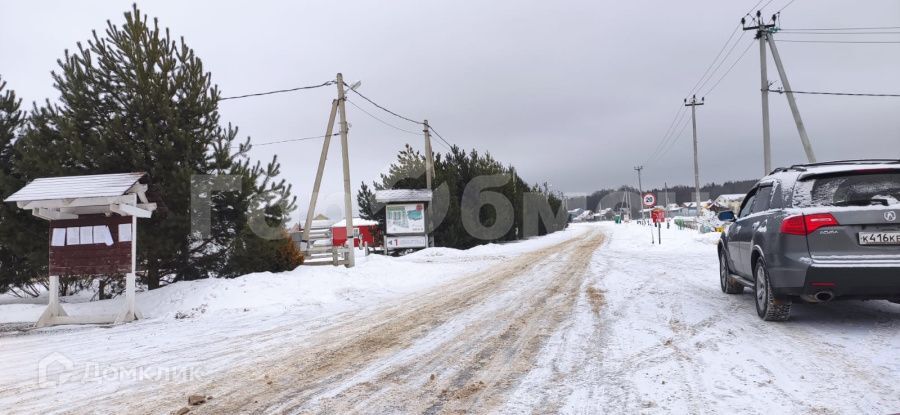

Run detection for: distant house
[[565, 195, 588, 211], [712, 194, 745, 213], [331, 218, 379, 248]]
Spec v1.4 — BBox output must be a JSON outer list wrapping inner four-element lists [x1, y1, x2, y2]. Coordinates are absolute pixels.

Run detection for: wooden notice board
[[48, 215, 133, 276]]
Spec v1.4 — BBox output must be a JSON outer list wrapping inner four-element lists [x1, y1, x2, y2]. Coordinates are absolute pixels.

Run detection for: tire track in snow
[[83, 228, 605, 414]]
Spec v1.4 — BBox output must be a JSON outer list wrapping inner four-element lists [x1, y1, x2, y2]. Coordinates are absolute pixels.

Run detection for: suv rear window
[[793, 172, 900, 208]]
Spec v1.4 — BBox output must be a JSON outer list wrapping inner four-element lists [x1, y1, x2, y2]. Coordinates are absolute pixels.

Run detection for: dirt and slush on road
[[4, 223, 898, 414], [164, 229, 608, 414]]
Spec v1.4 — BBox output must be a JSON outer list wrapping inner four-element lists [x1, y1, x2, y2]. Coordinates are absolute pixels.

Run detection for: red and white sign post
[[642, 193, 656, 243], [652, 207, 666, 244], [642, 193, 656, 208]]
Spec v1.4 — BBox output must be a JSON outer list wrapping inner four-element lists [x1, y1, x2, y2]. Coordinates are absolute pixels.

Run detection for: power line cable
[[776, 39, 900, 44], [646, 106, 691, 166], [346, 98, 422, 135], [768, 89, 900, 97], [745, 0, 765, 17], [776, 30, 900, 35], [231, 133, 337, 149], [759, 0, 778, 13], [687, 24, 742, 97], [776, 0, 799, 13], [220, 81, 335, 101], [654, 110, 695, 161], [702, 38, 757, 96], [644, 106, 687, 166], [343, 83, 424, 125], [426, 125, 453, 150], [779, 26, 900, 31], [646, 0, 775, 168], [340, 82, 455, 150], [695, 32, 753, 94]]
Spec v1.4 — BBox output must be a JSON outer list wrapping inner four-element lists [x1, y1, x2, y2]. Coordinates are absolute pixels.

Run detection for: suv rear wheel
[[719, 250, 743, 294], [754, 259, 791, 321]]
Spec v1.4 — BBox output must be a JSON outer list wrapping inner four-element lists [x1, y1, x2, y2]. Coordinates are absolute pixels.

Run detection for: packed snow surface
[[1, 222, 898, 414]]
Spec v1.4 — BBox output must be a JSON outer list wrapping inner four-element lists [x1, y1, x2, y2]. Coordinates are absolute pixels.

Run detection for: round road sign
[[642, 193, 656, 207]]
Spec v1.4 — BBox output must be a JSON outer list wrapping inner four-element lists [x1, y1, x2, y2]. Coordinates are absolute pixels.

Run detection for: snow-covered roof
[[309, 219, 333, 229], [715, 194, 745, 202], [332, 218, 379, 227], [375, 189, 432, 203], [4, 172, 147, 202]]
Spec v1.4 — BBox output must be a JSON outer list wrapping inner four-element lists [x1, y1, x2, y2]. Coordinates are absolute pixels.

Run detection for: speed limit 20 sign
[[642, 193, 656, 207]]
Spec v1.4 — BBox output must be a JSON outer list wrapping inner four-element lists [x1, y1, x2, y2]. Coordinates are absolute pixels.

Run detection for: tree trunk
[[146, 257, 160, 290]]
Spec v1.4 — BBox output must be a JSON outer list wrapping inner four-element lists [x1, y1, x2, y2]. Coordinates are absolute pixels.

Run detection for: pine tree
[[14, 5, 297, 289], [0, 76, 49, 295], [360, 144, 565, 250]]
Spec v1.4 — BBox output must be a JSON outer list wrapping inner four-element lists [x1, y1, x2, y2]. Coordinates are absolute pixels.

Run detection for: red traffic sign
[[651, 208, 666, 223], [642, 193, 656, 207]]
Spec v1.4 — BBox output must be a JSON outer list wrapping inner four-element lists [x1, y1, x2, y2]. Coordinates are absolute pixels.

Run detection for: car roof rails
[[793, 159, 900, 168], [769, 159, 900, 175], [769, 166, 806, 174]]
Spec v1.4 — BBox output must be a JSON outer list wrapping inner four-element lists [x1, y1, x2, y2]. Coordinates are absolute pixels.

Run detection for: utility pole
[[634, 165, 644, 223], [664, 181, 670, 229], [336, 73, 355, 267], [743, 11, 817, 171], [423, 120, 435, 246], [301, 100, 338, 247], [744, 11, 776, 175], [685, 95, 704, 218], [664, 181, 669, 207], [766, 19, 817, 163], [423, 120, 435, 190]]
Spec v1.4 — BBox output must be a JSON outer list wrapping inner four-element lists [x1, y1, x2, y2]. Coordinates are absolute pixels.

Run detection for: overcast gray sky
[[2, 0, 899, 220]]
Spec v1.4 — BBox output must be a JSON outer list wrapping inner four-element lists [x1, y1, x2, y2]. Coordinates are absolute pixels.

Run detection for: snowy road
[[2, 223, 899, 414]]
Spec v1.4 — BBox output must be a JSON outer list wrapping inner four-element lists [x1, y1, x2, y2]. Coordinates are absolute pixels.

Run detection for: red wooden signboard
[[651, 208, 666, 224], [48, 215, 132, 276]]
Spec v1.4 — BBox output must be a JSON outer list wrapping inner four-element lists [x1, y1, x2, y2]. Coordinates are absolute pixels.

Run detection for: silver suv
[[717, 160, 900, 321]]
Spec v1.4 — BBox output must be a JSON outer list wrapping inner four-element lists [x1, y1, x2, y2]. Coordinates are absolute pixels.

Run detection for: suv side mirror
[[718, 211, 736, 222]]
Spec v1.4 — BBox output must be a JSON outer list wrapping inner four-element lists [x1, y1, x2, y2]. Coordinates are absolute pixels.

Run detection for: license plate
[[858, 232, 900, 245]]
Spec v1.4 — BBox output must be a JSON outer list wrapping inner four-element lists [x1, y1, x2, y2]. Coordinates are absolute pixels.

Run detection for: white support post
[[115, 215, 141, 324], [35, 275, 69, 328]]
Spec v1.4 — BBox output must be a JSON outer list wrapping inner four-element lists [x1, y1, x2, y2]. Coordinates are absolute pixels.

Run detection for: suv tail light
[[781, 213, 840, 235]]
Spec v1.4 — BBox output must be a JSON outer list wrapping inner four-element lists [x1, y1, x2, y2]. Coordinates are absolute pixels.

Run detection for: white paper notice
[[66, 227, 80, 245], [79, 226, 94, 244], [93, 225, 114, 246], [51, 228, 66, 247], [118, 223, 132, 242]]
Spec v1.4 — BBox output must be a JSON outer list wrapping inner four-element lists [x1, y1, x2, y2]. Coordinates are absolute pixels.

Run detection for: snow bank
[[0, 225, 591, 324]]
